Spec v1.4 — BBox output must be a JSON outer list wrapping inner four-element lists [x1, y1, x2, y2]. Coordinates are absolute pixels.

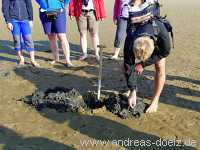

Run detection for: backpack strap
[[170, 28, 174, 48]]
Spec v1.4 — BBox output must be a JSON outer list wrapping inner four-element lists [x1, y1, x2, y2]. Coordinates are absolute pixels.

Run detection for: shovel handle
[[97, 45, 106, 100]]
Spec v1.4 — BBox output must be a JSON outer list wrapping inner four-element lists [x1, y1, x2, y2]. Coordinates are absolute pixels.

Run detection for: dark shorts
[[39, 10, 66, 34]]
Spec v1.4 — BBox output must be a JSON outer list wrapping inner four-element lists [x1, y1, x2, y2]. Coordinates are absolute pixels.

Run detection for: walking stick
[[97, 45, 106, 100]]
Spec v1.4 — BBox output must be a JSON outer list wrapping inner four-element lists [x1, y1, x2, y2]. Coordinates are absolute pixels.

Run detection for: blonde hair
[[133, 36, 154, 61]]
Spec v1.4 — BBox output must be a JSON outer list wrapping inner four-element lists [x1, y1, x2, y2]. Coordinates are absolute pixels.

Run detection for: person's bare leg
[[79, 31, 88, 60], [57, 33, 73, 66], [128, 89, 137, 108], [17, 50, 25, 65], [111, 47, 120, 60], [47, 34, 59, 64], [29, 51, 40, 67], [146, 58, 166, 113], [90, 32, 100, 61]]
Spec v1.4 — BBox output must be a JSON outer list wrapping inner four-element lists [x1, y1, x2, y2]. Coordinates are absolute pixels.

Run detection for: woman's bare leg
[[29, 51, 40, 67], [17, 50, 25, 65], [57, 33, 73, 66], [47, 34, 59, 64]]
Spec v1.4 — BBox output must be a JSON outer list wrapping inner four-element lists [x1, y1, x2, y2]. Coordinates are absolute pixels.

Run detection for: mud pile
[[105, 94, 148, 119], [83, 91, 105, 109], [23, 87, 86, 112], [22, 87, 148, 119]]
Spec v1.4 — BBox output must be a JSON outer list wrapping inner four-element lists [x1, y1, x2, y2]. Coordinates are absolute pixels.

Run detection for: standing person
[[36, 0, 73, 67], [111, 0, 130, 60], [2, 0, 39, 67], [123, 0, 171, 113], [69, 0, 106, 61]]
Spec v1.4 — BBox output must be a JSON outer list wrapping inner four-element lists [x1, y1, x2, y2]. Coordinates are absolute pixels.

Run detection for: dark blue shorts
[[39, 11, 66, 34]]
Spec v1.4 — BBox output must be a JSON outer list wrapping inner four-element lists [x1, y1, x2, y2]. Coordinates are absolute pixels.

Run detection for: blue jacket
[[36, 0, 70, 11], [2, 0, 33, 23]]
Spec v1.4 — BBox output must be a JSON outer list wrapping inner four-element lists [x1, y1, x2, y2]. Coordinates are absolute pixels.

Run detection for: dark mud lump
[[23, 87, 86, 112], [105, 94, 148, 119]]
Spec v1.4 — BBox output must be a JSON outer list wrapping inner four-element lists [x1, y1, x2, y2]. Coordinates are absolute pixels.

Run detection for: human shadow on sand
[[140, 70, 200, 112], [0, 40, 108, 63], [69, 42, 114, 61], [36, 108, 196, 150], [14, 66, 96, 93], [0, 40, 49, 62], [0, 125, 75, 150]]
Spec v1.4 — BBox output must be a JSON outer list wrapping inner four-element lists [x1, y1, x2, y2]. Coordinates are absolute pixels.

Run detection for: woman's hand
[[128, 90, 137, 108], [113, 19, 117, 25], [70, 16, 75, 20], [135, 63, 143, 75], [29, 21, 33, 28], [7, 23, 13, 31]]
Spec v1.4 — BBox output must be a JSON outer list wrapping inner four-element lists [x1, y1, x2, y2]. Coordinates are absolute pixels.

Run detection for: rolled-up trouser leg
[[20, 21, 34, 51], [23, 34, 34, 51], [114, 18, 127, 48], [11, 21, 22, 51], [13, 35, 21, 51]]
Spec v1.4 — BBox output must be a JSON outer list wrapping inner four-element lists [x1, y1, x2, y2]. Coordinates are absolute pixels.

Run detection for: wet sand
[[0, 0, 200, 149]]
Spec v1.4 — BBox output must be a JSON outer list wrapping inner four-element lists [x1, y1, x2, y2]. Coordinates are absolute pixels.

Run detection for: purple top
[[113, 0, 130, 21]]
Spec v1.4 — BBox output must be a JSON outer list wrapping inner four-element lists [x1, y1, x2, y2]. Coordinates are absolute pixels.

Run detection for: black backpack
[[159, 15, 174, 48]]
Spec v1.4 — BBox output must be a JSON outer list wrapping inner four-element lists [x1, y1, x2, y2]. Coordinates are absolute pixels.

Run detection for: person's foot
[[64, 61, 74, 68], [19, 59, 25, 66], [128, 90, 137, 108], [49, 60, 59, 65], [125, 90, 131, 97], [79, 54, 88, 61], [95, 54, 100, 61], [109, 55, 119, 60], [50, 60, 56, 65], [31, 61, 40, 68], [146, 98, 159, 113]]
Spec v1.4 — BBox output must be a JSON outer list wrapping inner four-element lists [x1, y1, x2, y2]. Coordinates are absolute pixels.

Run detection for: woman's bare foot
[[146, 98, 159, 113], [49, 59, 60, 65], [17, 51, 25, 66], [79, 54, 88, 61], [110, 48, 120, 60], [19, 59, 25, 66], [64, 61, 74, 68], [125, 90, 131, 97], [128, 90, 137, 108], [50, 60, 56, 65], [31, 61, 40, 68], [109, 55, 119, 60], [95, 54, 100, 61]]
